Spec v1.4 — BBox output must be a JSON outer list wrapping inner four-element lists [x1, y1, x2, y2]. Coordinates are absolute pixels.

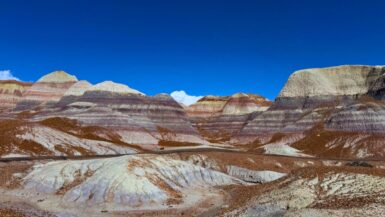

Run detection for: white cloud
[[0, 70, 19, 81], [170, 90, 203, 106]]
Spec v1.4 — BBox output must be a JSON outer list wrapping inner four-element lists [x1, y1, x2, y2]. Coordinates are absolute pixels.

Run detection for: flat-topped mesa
[[234, 65, 385, 158], [280, 65, 385, 97], [15, 71, 78, 110], [275, 65, 385, 109], [240, 65, 385, 136], [0, 80, 32, 110], [186, 93, 272, 143]]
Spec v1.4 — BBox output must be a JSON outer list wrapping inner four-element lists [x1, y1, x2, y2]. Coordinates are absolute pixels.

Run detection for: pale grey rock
[[227, 165, 286, 183], [22, 155, 243, 207]]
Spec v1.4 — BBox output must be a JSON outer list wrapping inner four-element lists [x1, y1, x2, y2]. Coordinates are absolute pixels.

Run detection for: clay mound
[[37, 70, 78, 83], [186, 96, 230, 118], [63, 80, 92, 97], [222, 93, 272, 115], [34, 87, 207, 149], [186, 93, 271, 143], [21, 155, 242, 209], [87, 81, 144, 95], [53, 80, 93, 107], [15, 71, 79, 110], [186, 93, 271, 117]]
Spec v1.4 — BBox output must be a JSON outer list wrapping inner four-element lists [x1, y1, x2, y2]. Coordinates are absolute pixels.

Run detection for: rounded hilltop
[[63, 80, 93, 97], [87, 81, 144, 95], [37, 70, 78, 83]]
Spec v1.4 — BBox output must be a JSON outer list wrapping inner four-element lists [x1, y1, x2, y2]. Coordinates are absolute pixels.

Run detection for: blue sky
[[1, 0, 385, 100]]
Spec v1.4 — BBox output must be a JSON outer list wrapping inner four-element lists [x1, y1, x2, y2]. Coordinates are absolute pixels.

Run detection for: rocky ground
[[1, 151, 385, 217]]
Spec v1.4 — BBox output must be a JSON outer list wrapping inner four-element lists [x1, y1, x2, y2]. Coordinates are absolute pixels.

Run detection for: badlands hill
[[48, 80, 206, 149], [2, 66, 385, 217], [1, 65, 385, 159], [186, 93, 272, 143], [15, 71, 78, 110], [0, 80, 32, 111], [0, 71, 209, 157], [235, 65, 385, 158]]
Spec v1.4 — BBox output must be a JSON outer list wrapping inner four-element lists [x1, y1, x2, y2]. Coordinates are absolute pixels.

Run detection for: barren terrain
[[1, 151, 385, 217]]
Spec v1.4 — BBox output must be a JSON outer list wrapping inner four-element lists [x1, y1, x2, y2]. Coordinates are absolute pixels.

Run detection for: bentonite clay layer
[[1, 152, 385, 217], [0, 80, 32, 111], [15, 71, 79, 110], [2, 65, 385, 158], [231, 65, 385, 159], [186, 93, 272, 143], [1, 71, 207, 153], [39, 90, 207, 148]]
